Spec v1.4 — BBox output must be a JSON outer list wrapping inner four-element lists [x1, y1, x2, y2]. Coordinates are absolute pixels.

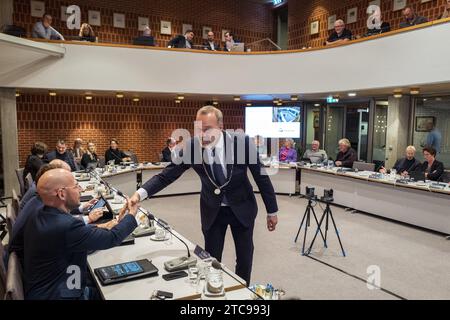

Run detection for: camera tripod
[[294, 197, 326, 255], [306, 201, 346, 257]]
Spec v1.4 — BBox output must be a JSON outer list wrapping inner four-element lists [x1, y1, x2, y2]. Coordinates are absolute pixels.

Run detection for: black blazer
[[81, 152, 98, 169], [392, 157, 421, 174], [168, 35, 192, 48], [23, 154, 44, 181], [420, 160, 445, 181], [141, 132, 278, 231], [133, 36, 155, 46], [44, 150, 78, 171], [161, 147, 172, 162], [105, 148, 127, 165], [24, 206, 137, 300], [335, 148, 357, 168], [203, 41, 220, 51]]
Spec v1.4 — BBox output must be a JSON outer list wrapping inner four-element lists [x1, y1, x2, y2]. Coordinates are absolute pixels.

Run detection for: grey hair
[[196, 106, 223, 125]]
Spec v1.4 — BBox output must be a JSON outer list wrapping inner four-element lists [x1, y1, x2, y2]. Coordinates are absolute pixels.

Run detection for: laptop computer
[[230, 43, 245, 52], [409, 170, 426, 182]]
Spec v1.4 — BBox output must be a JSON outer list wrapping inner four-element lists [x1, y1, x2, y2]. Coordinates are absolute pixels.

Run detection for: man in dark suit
[[44, 139, 78, 171], [130, 106, 278, 284], [168, 30, 194, 49], [161, 138, 176, 162], [203, 31, 220, 51], [23, 169, 138, 300]]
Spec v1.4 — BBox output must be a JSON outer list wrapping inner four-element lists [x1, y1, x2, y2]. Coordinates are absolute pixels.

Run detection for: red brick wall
[[16, 94, 245, 166], [288, 0, 448, 49], [13, 0, 274, 48]]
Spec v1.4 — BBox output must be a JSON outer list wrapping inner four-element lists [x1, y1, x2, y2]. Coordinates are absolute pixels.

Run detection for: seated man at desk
[[335, 138, 357, 168], [161, 137, 176, 162], [44, 140, 78, 171], [279, 139, 297, 162], [105, 138, 131, 165], [302, 140, 328, 164], [379, 145, 421, 176], [419, 147, 444, 181], [23, 169, 138, 300]]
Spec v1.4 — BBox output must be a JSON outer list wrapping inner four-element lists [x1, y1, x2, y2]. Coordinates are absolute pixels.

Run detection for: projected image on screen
[[245, 106, 301, 138]]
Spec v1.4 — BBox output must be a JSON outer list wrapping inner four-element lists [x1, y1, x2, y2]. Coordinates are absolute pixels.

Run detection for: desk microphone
[[89, 169, 197, 271], [211, 260, 264, 300]]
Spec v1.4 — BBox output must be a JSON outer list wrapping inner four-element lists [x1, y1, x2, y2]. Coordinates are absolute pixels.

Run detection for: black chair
[[440, 171, 450, 183], [4, 252, 24, 300], [372, 160, 385, 172], [1, 25, 27, 38]]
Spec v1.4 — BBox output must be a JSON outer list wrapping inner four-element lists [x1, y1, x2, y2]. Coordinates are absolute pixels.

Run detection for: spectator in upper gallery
[[105, 138, 131, 165], [437, 0, 450, 19], [365, 13, 391, 36], [419, 147, 444, 181], [32, 13, 65, 40], [81, 142, 99, 169], [44, 139, 78, 171], [223, 31, 240, 51], [161, 138, 176, 162], [79, 23, 97, 42], [326, 20, 352, 45], [71, 138, 85, 165], [379, 145, 421, 176], [168, 30, 194, 49], [335, 138, 357, 168], [133, 26, 156, 46], [303, 140, 328, 164], [399, 7, 428, 28], [279, 139, 297, 163], [203, 31, 220, 51], [425, 119, 442, 154], [23, 142, 48, 182]]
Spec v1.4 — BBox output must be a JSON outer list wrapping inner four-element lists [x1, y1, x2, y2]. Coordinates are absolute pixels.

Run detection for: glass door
[[325, 105, 344, 161], [345, 104, 370, 161]]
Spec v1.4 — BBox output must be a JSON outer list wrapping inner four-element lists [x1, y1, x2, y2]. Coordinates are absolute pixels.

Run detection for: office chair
[[4, 252, 24, 300]]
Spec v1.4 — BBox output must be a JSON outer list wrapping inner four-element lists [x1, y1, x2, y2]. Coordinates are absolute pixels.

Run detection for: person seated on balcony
[[303, 140, 328, 164], [437, 0, 450, 19], [79, 23, 97, 42], [168, 30, 194, 49], [419, 147, 444, 181], [365, 13, 391, 36], [399, 7, 428, 28], [379, 146, 421, 176], [326, 20, 352, 45], [133, 26, 155, 46], [32, 13, 64, 40], [203, 31, 220, 51], [335, 138, 357, 168], [223, 31, 242, 51], [279, 139, 297, 163]]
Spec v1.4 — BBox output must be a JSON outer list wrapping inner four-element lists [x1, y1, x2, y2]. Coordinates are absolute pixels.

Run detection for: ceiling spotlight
[[175, 100, 181, 104], [435, 97, 442, 101], [133, 97, 140, 102], [15, 91, 20, 97], [314, 103, 320, 107], [233, 96, 241, 101], [212, 101, 219, 106], [290, 95, 299, 101], [393, 90, 402, 98], [85, 96, 93, 100], [277, 102, 283, 106], [177, 95, 185, 100], [246, 102, 252, 106], [410, 88, 420, 95], [116, 93, 124, 98], [348, 92, 357, 97], [49, 91, 57, 96]]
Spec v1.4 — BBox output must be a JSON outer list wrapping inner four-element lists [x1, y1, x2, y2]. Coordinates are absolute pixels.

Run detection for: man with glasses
[[23, 169, 138, 300]]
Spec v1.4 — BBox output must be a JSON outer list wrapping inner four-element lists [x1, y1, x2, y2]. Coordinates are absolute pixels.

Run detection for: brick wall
[[13, 0, 274, 49], [288, 0, 449, 49], [16, 94, 245, 166]]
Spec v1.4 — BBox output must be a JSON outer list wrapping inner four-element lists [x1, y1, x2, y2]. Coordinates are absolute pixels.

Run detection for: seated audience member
[[168, 30, 194, 49], [81, 142, 99, 169], [72, 138, 85, 165], [437, 0, 450, 19], [23, 169, 138, 300], [32, 13, 64, 40], [279, 139, 297, 162], [326, 20, 352, 45], [44, 139, 78, 171], [379, 145, 420, 176], [365, 14, 391, 36], [105, 138, 131, 165], [419, 147, 444, 181], [335, 138, 357, 168], [303, 140, 328, 164], [79, 23, 96, 42], [23, 141, 48, 181], [10, 160, 111, 267], [133, 26, 155, 46], [223, 32, 240, 51], [161, 138, 176, 162], [399, 7, 428, 28], [203, 31, 220, 51]]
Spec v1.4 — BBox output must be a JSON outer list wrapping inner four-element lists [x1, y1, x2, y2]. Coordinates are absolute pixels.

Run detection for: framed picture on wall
[[113, 13, 125, 29], [138, 17, 149, 31], [415, 116, 435, 132], [310, 20, 319, 35], [88, 10, 101, 27], [30, 1, 45, 18], [393, 0, 407, 11], [313, 112, 320, 128], [161, 20, 172, 35], [328, 15, 336, 30], [202, 26, 212, 39], [347, 7, 358, 24]]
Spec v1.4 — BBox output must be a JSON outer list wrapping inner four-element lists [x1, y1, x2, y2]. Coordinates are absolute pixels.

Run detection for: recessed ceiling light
[[393, 90, 402, 98], [348, 93, 356, 97], [290, 95, 299, 101], [15, 91, 20, 97], [246, 103, 252, 106], [175, 100, 181, 104], [212, 101, 219, 105], [49, 91, 57, 96], [435, 97, 442, 101], [410, 88, 420, 95], [133, 97, 140, 102], [314, 103, 320, 107], [177, 95, 185, 100], [233, 96, 241, 101], [116, 93, 124, 98], [85, 95, 93, 100]]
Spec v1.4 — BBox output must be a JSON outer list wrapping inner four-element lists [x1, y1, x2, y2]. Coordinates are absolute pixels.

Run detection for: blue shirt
[[426, 129, 442, 153]]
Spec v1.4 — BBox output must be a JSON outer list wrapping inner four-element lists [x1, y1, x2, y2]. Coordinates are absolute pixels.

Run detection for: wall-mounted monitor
[[245, 106, 301, 138]]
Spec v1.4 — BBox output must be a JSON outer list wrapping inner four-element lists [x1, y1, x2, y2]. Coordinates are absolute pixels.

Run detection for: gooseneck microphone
[[211, 260, 264, 300], [88, 169, 196, 271]]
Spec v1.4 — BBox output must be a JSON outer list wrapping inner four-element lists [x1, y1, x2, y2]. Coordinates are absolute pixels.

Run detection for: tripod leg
[[329, 210, 346, 257], [324, 207, 330, 248], [306, 208, 326, 255], [294, 206, 309, 243], [310, 206, 327, 244], [301, 209, 310, 255]]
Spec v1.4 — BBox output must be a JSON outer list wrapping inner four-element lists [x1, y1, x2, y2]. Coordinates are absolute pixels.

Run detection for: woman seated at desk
[[105, 139, 131, 165], [81, 142, 99, 169], [419, 147, 444, 181], [279, 138, 297, 162]]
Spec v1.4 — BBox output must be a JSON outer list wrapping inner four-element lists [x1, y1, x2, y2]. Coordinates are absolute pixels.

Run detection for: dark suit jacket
[[24, 206, 137, 300], [168, 35, 192, 48], [420, 160, 445, 181], [141, 133, 278, 231], [133, 36, 155, 46], [44, 150, 78, 171], [105, 148, 127, 165], [392, 157, 420, 174], [161, 147, 172, 162], [203, 40, 220, 51], [336, 148, 357, 168]]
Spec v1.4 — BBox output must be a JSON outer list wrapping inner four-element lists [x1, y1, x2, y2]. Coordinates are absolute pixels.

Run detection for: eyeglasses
[[56, 182, 81, 195]]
